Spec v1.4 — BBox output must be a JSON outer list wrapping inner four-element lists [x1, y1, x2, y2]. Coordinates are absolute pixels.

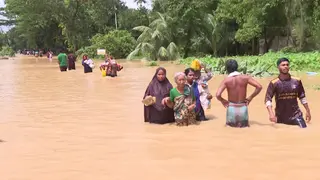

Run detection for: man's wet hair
[[225, 59, 238, 74], [277, 57, 290, 66]]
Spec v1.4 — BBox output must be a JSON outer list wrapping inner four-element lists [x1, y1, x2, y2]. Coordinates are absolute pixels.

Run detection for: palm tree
[[127, 12, 180, 61], [134, 0, 146, 7]]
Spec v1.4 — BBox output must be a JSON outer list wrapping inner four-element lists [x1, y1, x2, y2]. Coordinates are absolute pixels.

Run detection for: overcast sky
[[0, 0, 152, 32]]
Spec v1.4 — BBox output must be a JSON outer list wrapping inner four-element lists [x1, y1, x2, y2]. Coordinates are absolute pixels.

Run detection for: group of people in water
[[143, 58, 312, 128], [55, 50, 123, 76], [99, 54, 123, 77]]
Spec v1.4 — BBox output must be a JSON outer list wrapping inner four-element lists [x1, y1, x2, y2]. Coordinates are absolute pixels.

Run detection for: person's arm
[[57, 55, 61, 64], [265, 82, 276, 122], [197, 85, 203, 95], [215, 79, 229, 107], [202, 65, 213, 81], [187, 92, 196, 111], [298, 80, 311, 122], [246, 76, 263, 104], [143, 84, 152, 99], [166, 89, 175, 109]]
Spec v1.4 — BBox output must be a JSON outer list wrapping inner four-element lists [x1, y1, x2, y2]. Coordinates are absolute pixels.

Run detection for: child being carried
[[198, 80, 212, 110]]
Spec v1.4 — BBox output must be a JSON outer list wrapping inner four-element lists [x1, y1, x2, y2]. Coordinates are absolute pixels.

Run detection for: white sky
[[0, 0, 152, 32]]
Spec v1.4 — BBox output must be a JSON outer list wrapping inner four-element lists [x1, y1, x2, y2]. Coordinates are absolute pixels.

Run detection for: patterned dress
[[170, 85, 197, 126]]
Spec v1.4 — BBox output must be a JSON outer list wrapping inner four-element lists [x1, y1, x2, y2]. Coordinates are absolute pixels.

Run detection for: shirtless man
[[265, 58, 311, 128], [216, 59, 262, 127]]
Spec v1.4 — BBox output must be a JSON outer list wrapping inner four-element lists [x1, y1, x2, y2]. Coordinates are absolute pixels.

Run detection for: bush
[[75, 46, 99, 60], [0, 46, 15, 57], [148, 61, 158, 66], [76, 30, 136, 59]]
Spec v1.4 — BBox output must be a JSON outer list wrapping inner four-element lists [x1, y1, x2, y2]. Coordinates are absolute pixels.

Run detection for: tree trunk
[[252, 38, 255, 55], [183, 27, 192, 58]]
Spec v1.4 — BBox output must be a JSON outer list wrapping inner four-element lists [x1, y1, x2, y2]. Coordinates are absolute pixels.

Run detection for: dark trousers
[[280, 116, 307, 128], [196, 106, 207, 121], [60, 66, 67, 72]]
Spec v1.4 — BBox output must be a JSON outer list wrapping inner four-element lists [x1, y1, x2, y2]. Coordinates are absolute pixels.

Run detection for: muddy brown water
[[1, 56, 320, 180]]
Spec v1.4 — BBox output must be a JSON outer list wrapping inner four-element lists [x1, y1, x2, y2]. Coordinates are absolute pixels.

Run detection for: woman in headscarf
[[82, 55, 94, 73], [143, 67, 174, 124], [167, 72, 197, 126]]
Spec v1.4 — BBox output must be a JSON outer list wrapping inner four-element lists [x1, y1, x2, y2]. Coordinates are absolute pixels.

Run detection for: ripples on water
[[1, 56, 320, 180]]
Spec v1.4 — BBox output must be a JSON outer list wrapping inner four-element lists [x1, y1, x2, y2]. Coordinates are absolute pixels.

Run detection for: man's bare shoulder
[[225, 74, 250, 80]]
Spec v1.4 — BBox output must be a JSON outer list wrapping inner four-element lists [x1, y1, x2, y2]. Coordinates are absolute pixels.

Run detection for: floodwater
[[1, 55, 320, 180]]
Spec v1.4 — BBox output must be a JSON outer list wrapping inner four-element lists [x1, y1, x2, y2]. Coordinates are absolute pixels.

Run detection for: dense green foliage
[[0, 0, 320, 65], [76, 30, 136, 59], [180, 52, 320, 76], [0, 46, 15, 57]]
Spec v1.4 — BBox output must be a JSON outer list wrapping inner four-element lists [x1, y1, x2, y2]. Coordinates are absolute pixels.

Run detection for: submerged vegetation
[[180, 52, 320, 77]]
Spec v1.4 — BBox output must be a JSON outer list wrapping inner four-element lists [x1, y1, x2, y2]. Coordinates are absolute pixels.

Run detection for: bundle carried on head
[[190, 59, 201, 71]]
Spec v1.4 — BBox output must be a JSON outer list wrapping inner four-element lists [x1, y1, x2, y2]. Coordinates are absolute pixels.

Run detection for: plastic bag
[[101, 69, 107, 77]]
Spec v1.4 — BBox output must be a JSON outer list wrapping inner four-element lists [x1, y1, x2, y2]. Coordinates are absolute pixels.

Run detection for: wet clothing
[[194, 70, 212, 120], [109, 59, 123, 77], [143, 67, 174, 124], [110, 63, 118, 77], [60, 66, 67, 72], [68, 53, 76, 70], [198, 83, 211, 110], [291, 116, 307, 128], [82, 59, 94, 73], [57, 53, 68, 67], [187, 82, 206, 121], [226, 102, 249, 128], [265, 74, 307, 126], [170, 85, 197, 126]]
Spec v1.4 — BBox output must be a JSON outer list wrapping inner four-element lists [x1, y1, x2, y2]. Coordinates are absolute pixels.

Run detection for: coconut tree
[[127, 12, 180, 61]]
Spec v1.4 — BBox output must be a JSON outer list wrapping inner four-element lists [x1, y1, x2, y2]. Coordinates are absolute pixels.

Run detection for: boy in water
[[265, 58, 311, 128], [216, 59, 262, 127]]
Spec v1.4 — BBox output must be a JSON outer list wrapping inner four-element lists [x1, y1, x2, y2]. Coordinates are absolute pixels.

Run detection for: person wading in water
[[67, 53, 76, 70], [216, 59, 262, 128], [57, 49, 68, 72], [265, 58, 311, 128]]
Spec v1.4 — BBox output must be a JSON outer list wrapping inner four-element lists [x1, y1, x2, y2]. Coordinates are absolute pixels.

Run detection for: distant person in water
[[67, 53, 76, 70], [100, 54, 111, 75], [57, 50, 68, 72], [143, 67, 175, 124], [109, 56, 117, 77], [167, 72, 197, 126], [107, 56, 123, 77], [82, 55, 94, 73], [265, 58, 311, 128], [216, 59, 262, 128], [47, 50, 53, 62]]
